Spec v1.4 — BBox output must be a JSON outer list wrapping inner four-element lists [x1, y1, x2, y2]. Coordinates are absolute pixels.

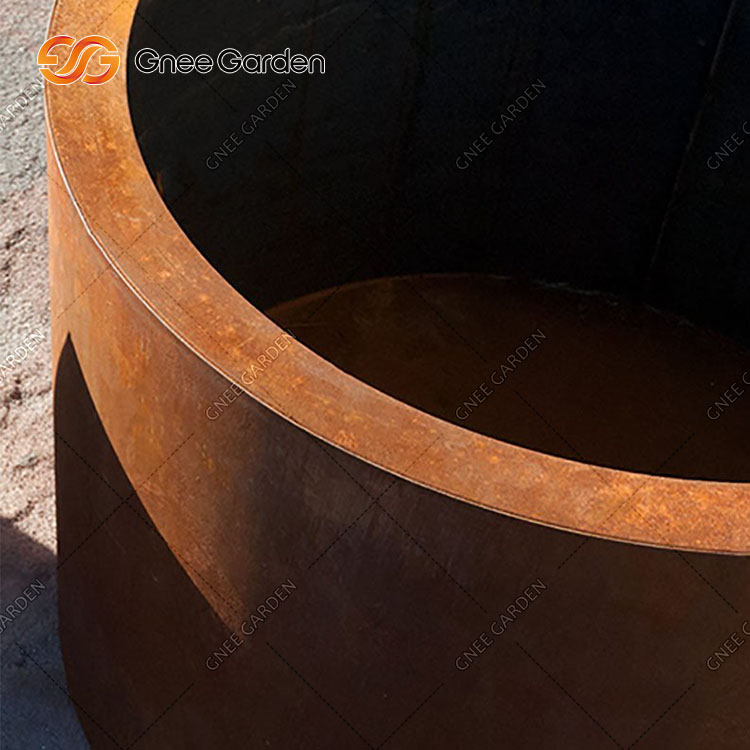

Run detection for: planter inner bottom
[[269, 274, 750, 481]]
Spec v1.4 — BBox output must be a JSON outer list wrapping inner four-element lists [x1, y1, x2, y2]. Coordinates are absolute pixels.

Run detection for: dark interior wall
[[647, 0, 750, 343], [127, 0, 744, 334]]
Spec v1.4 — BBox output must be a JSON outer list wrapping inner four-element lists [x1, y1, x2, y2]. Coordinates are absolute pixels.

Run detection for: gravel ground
[[0, 0, 88, 746]]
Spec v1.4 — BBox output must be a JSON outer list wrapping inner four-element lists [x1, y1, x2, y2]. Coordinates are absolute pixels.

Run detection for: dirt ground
[[0, 0, 88, 746]]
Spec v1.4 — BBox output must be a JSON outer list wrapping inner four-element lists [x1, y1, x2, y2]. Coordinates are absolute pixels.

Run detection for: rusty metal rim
[[45, 0, 750, 554]]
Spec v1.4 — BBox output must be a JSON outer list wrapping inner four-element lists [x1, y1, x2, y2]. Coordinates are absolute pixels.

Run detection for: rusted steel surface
[[47, 0, 749, 747], [45, 0, 750, 558]]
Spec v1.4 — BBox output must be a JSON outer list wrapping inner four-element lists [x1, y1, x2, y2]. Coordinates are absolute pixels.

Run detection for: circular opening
[[127, 0, 750, 482]]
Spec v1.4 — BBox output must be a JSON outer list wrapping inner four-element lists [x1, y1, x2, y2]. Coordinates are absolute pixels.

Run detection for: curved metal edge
[[44, 0, 750, 554]]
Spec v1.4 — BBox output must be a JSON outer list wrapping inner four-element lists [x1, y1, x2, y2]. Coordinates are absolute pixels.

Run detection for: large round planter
[[47, 0, 750, 747]]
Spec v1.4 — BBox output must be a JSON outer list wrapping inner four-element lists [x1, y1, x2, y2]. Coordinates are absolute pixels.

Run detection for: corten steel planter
[[47, 0, 750, 747]]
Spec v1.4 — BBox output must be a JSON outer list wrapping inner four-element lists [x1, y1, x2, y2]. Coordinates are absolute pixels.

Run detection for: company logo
[[133, 47, 325, 75], [38, 35, 120, 85]]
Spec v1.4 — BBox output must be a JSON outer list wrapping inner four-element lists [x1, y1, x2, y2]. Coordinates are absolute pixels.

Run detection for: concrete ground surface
[[1, 0, 89, 746]]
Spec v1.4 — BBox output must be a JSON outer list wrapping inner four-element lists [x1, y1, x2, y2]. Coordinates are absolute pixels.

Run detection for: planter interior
[[128, 0, 750, 481]]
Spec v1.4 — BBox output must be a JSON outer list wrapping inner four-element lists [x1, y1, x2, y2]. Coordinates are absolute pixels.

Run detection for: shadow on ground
[[0, 519, 89, 749]]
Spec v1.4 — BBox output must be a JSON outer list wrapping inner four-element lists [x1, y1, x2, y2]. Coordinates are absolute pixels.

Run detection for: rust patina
[[47, 0, 749, 746]]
